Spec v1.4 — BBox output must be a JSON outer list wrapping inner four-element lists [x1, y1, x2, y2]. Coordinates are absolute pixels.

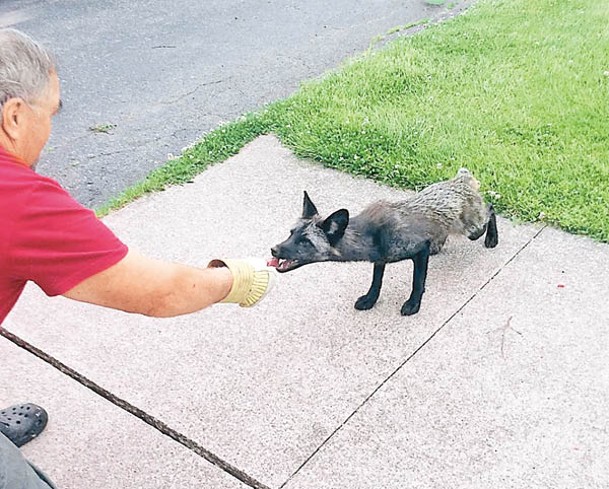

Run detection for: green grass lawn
[[101, 0, 609, 242]]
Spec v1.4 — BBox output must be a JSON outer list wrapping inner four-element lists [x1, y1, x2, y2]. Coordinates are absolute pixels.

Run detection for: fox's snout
[[269, 241, 304, 273]]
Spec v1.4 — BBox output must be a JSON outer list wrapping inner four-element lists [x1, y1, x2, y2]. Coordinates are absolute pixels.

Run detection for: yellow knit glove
[[208, 258, 276, 307]]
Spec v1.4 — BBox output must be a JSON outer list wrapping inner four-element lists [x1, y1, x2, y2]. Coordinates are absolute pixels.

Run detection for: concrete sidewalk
[[4, 135, 609, 489]]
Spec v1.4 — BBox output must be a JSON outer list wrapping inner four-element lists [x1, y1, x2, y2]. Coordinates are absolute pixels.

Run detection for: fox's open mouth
[[267, 257, 302, 273]]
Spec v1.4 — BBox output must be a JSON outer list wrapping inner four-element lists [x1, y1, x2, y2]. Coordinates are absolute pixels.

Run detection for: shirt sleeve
[[9, 178, 128, 296]]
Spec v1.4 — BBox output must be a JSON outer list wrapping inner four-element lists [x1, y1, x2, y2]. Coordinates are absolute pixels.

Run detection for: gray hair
[[0, 28, 56, 109]]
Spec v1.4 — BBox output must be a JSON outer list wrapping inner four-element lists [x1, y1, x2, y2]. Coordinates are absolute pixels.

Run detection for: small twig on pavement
[[490, 315, 523, 359]]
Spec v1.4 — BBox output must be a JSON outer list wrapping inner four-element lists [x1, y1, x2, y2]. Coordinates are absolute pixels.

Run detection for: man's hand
[[207, 258, 277, 307]]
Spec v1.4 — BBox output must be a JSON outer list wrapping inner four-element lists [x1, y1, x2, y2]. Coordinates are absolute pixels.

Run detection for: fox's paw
[[401, 299, 421, 316], [355, 294, 378, 311]]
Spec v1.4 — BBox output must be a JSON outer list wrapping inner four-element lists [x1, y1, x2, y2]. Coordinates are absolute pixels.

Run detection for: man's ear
[[302, 191, 319, 219], [321, 209, 349, 246], [1, 98, 24, 140]]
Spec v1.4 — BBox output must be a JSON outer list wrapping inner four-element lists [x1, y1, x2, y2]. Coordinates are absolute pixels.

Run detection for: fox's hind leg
[[484, 204, 498, 248], [401, 241, 431, 316], [464, 200, 498, 248], [355, 262, 385, 310]]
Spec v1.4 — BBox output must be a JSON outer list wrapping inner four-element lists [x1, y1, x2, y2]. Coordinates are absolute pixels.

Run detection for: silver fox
[[270, 168, 498, 316]]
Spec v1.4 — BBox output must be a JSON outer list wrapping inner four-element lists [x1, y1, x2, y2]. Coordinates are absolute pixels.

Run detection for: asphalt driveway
[[1, 0, 443, 207]]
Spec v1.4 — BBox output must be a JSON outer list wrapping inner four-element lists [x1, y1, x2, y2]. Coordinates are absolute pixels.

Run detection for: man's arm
[[63, 249, 234, 318]]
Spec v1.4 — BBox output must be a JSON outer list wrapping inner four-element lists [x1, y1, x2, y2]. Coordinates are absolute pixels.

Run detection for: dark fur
[[271, 169, 498, 315]]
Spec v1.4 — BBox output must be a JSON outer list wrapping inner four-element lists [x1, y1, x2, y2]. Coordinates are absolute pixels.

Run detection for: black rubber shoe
[[0, 403, 48, 447]]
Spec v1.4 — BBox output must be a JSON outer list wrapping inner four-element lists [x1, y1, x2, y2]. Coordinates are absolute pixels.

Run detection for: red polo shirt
[[0, 147, 128, 324]]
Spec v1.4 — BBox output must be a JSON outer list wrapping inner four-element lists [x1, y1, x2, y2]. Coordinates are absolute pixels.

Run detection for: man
[[0, 28, 276, 488]]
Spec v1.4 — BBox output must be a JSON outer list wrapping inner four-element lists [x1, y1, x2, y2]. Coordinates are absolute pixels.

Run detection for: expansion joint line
[[280, 224, 548, 488], [0, 327, 271, 489]]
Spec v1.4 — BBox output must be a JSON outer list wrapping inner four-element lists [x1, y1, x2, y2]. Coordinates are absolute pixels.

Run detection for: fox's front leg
[[355, 262, 386, 310], [401, 241, 431, 316]]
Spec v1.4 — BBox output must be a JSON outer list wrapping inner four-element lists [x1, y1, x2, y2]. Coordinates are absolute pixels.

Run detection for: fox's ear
[[321, 209, 349, 246], [302, 191, 319, 218]]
